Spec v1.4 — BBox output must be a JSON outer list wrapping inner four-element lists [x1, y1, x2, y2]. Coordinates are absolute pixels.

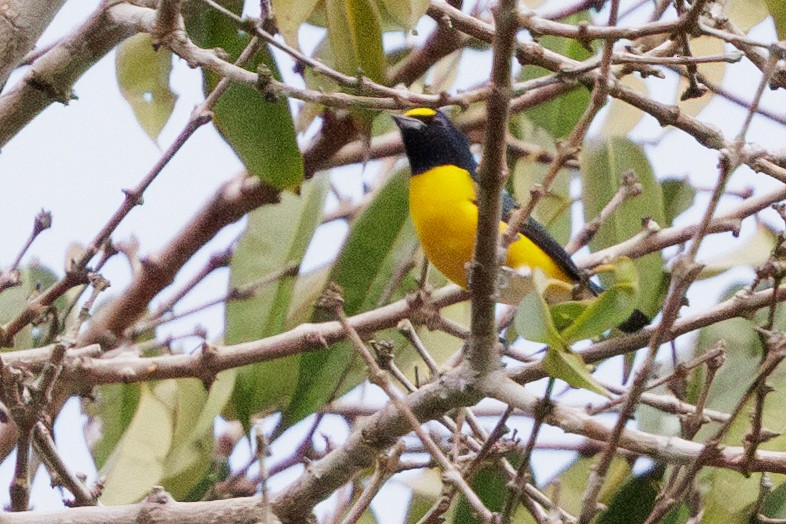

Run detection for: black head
[[392, 108, 477, 177]]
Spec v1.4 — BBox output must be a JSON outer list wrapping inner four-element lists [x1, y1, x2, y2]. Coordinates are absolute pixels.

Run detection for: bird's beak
[[392, 114, 425, 131]]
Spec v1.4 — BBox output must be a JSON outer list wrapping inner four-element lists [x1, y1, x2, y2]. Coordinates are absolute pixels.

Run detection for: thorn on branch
[[194, 324, 208, 340], [121, 188, 143, 207], [304, 330, 329, 348], [26, 74, 74, 105], [200, 341, 219, 389], [575, 21, 593, 52], [316, 282, 345, 312], [9, 210, 53, 273], [33, 209, 53, 237], [144, 486, 174, 505], [0, 270, 22, 295], [256, 64, 280, 103], [680, 81, 707, 101], [212, 46, 230, 62], [370, 340, 394, 371], [406, 288, 443, 330]]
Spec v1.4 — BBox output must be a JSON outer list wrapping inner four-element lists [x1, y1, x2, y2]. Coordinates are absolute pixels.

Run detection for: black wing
[[498, 188, 582, 283], [520, 212, 649, 332], [518, 216, 584, 283]]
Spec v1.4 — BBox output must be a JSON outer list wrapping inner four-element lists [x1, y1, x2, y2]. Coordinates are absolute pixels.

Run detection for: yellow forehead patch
[[404, 107, 437, 118]]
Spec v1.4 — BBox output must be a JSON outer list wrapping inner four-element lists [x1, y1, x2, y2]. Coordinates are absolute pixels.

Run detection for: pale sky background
[[0, 0, 784, 520]]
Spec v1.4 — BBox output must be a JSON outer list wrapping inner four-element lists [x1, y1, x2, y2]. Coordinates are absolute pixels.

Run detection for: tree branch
[[465, 0, 517, 375], [0, 3, 137, 147], [0, 0, 67, 89]]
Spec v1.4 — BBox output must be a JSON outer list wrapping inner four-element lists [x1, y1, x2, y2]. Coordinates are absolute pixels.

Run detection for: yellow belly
[[409, 165, 571, 288]]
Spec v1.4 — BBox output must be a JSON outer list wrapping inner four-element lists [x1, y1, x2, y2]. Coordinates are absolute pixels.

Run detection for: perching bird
[[392, 107, 648, 333]]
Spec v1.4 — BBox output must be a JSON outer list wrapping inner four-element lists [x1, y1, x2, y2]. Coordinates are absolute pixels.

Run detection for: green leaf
[[509, 116, 572, 245], [661, 503, 691, 524], [699, 222, 778, 279], [406, 298, 470, 384], [163, 432, 213, 501], [355, 510, 380, 524], [703, 401, 786, 522], [546, 455, 631, 514], [0, 264, 60, 349], [601, 75, 647, 138], [580, 137, 665, 318], [403, 469, 457, 522], [98, 377, 235, 504], [516, 272, 609, 396], [661, 178, 696, 226], [543, 346, 609, 397], [765, 0, 786, 39], [185, 1, 303, 189], [325, 0, 387, 84], [225, 175, 329, 428], [297, 37, 338, 134], [596, 469, 662, 524], [702, 465, 761, 523], [283, 170, 417, 426], [99, 381, 176, 505], [425, 49, 463, 94], [547, 457, 595, 514], [83, 384, 141, 470], [764, 479, 786, 518], [379, 0, 429, 29], [328, 171, 415, 316], [286, 267, 332, 328], [514, 271, 564, 348], [638, 282, 761, 439], [696, 318, 761, 420], [271, 0, 321, 47], [699, 281, 786, 521], [115, 33, 176, 142], [455, 463, 508, 523], [558, 257, 640, 343], [519, 12, 593, 139], [390, 261, 470, 386], [726, 0, 771, 32], [163, 376, 235, 500], [550, 300, 590, 332]]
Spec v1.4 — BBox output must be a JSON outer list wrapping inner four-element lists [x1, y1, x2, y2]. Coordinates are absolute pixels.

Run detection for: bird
[[392, 107, 648, 333]]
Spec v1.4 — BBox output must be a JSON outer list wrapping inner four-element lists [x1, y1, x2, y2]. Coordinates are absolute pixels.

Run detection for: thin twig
[[255, 427, 272, 524], [340, 442, 404, 524], [144, 248, 232, 324], [322, 286, 495, 522], [131, 263, 298, 337], [564, 170, 642, 255], [644, 334, 786, 523], [398, 319, 441, 376], [32, 422, 94, 506], [10, 210, 52, 272], [502, 0, 619, 252], [582, 14, 772, 522], [501, 380, 554, 524], [587, 343, 726, 416], [612, 51, 743, 66], [681, 344, 725, 440]]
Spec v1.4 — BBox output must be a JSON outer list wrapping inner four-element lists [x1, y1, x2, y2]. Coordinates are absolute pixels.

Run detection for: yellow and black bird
[[392, 107, 648, 333]]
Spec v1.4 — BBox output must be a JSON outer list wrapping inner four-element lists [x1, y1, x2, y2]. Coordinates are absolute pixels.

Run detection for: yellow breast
[[409, 165, 571, 288]]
